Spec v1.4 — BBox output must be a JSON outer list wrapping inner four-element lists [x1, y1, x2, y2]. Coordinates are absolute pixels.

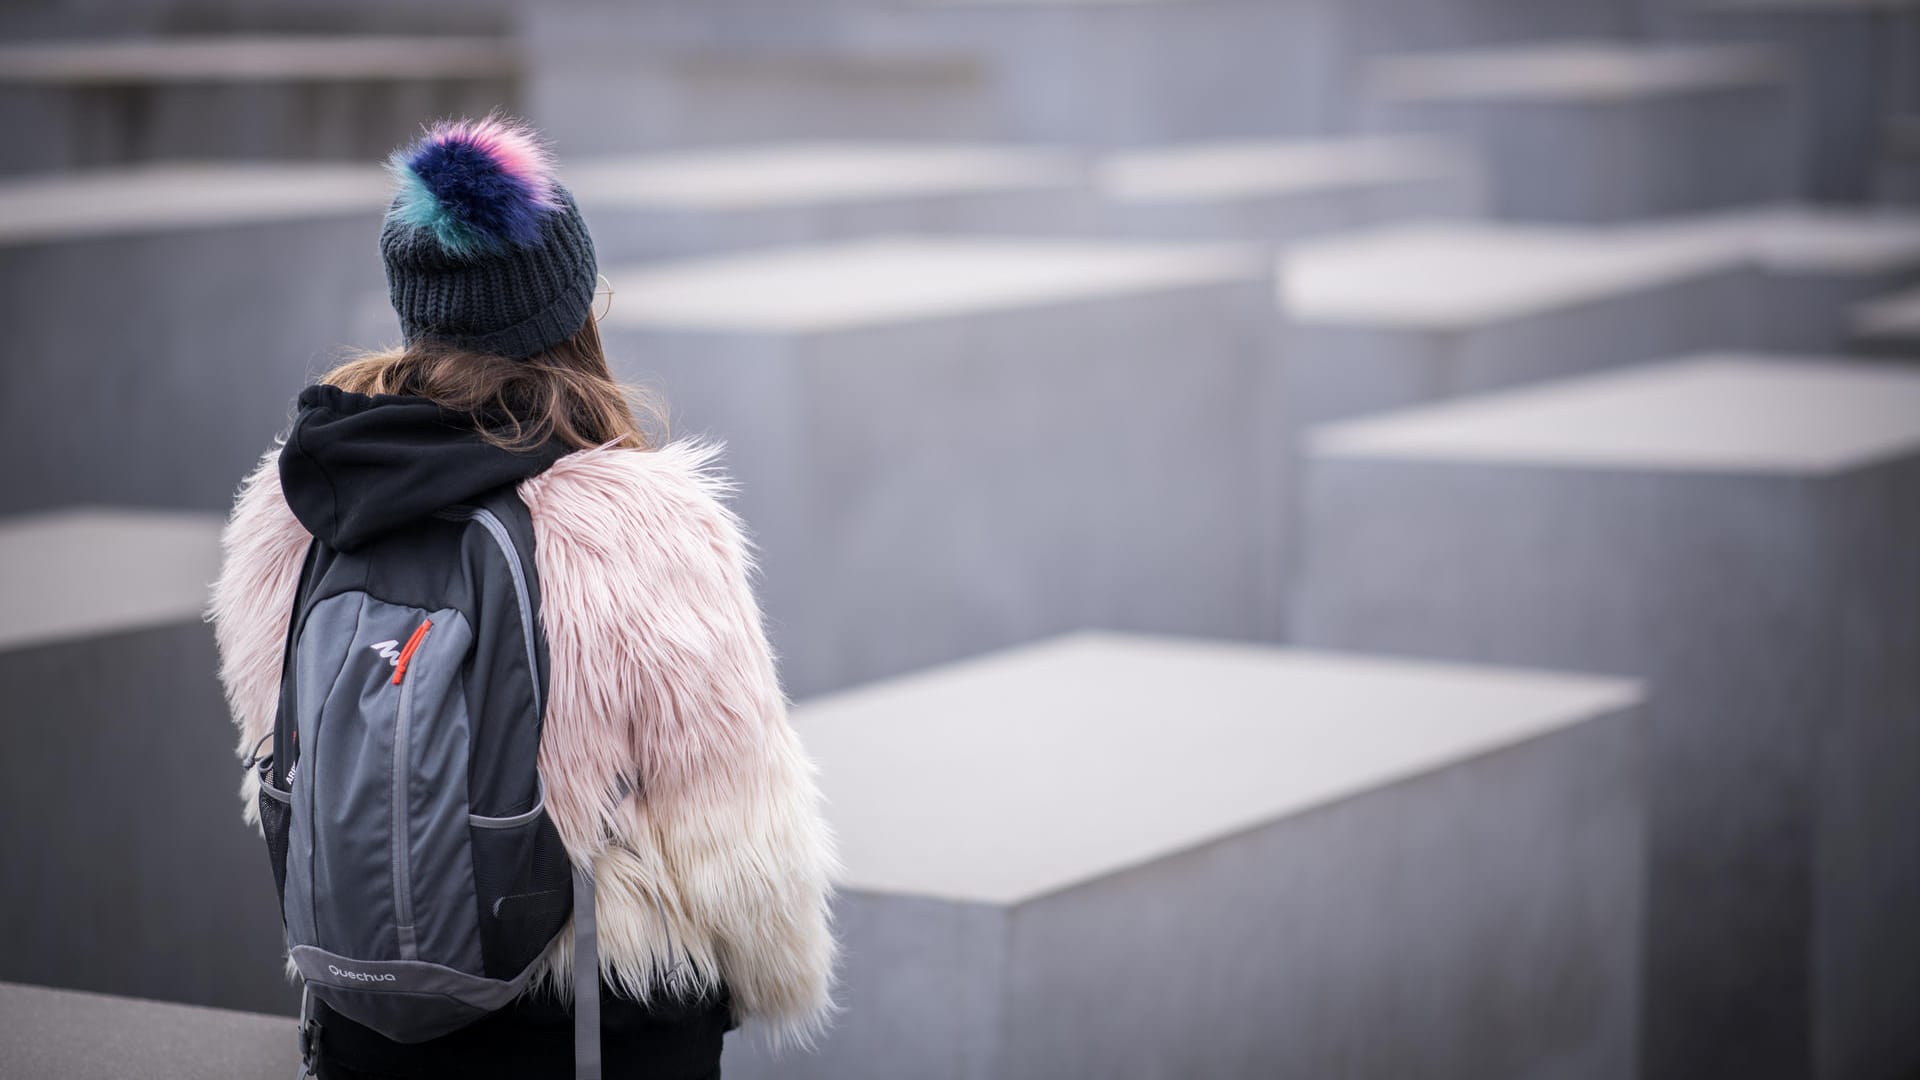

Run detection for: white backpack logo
[[369, 639, 402, 667]]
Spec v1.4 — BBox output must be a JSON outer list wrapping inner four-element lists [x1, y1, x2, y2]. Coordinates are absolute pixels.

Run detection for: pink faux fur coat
[[207, 439, 839, 1047]]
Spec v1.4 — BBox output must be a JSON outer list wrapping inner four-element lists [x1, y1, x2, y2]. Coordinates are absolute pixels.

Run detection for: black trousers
[[312, 979, 733, 1080]]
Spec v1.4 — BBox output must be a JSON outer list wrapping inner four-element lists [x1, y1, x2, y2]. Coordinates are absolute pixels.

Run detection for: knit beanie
[[380, 114, 598, 360]]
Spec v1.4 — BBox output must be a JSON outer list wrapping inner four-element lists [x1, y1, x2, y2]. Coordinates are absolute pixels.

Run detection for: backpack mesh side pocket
[[470, 793, 573, 980], [256, 760, 293, 909]]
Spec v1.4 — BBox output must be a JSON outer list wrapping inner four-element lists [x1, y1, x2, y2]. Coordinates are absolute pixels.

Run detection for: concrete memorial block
[[1293, 355, 1920, 1080], [1848, 282, 1920, 356], [1362, 40, 1800, 222], [0, 510, 299, 1016], [0, 982, 297, 1080], [889, 0, 1346, 144], [522, 0, 1342, 152], [522, 3, 1000, 152], [565, 142, 1094, 262], [725, 631, 1647, 1080], [1276, 220, 1754, 430], [0, 162, 391, 515], [0, 35, 519, 175], [1094, 134, 1485, 243], [1642, 0, 1920, 201], [1879, 114, 1920, 204], [598, 237, 1273, 698], [1629, 205, 1920, 351]]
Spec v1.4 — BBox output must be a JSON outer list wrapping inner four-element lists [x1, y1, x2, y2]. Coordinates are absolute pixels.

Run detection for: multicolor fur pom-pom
[[387, 112, 562, 256]]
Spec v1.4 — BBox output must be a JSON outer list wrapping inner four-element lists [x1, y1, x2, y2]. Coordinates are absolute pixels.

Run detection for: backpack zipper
[[391, 618, 433, 684], [390, 617, 432, 960]]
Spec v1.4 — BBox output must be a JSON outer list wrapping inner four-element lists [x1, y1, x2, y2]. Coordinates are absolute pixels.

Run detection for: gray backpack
[[248, 486, 608, 1078]]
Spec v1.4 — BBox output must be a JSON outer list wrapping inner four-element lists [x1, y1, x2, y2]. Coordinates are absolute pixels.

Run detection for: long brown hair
[[318, 317, 666, 452]]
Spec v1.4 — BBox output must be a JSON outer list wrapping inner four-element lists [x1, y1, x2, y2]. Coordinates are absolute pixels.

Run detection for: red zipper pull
[[392, 619, 433, 685]]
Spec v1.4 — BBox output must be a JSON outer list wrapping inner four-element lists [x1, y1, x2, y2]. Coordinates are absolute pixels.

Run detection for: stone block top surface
[[0, 508, 223, 652], [0, 162, 389, 245], [1097, 134, 1477, 204], [565, 142, 1083, 210], [0, 982, 292, 1080], [1853, 284, 1920, 340], [604, 237, 1260, 333], [1368, 39, 1787, 103], [1311, 354, 1920, 476], [0, 34, 514, 84], [796, 631, 1639, 904], [1624, 205, 1920, 276], [1279, 221, 1734, 329]]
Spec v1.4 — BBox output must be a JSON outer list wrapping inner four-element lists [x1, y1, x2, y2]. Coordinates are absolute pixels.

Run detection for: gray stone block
[[1848, 282, 1920, 357], [0, 510, 298, 1016], [0, 35, 519, 174], [0, 163, 392, 514], [0, 982, 297, 1080], [566, 143, 1098, 262], [520, 0, 1344, 151], [893, 0, 1347, 144], [1292, 355, 1920, 1080], [1640, 0, 1919, 201], [728, 632, 1647, 1080], [521, 4, 1001, 152], [1360, 41, 1801, 222], [1094, 134, 1486, 244], [1266, 222, 1760, 636], [1626, 205, 1920, 353], [1277, 221, 1760, 430], [598, 237, 1275, 697]]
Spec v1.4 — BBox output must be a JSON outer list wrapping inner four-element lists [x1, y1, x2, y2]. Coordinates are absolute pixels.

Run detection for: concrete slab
[[1362, 40, 1799, 221], [1848, 282, 1920, 353], [1276, 221, 1754, 425], [898, 0, 1346, 143], [1644, 0, 1919, 200], [565, 142, 1095, 261], [599, 237, 1275, 697], [0, 162, 389, 515], [0, 982, 296, 1080], [1094, 134, 1485, 242], [522, 5, 1000, 152], [0, 35, 519, 173], [0, 510, 298, 1017], [1294, 355, 1920, 1079], [0, 508, 224, 652], [1625, 205, 1920, 350], [726, 632, 1646, 1080], [521, 0, 1342, 152], [0, 161, 389, 244]]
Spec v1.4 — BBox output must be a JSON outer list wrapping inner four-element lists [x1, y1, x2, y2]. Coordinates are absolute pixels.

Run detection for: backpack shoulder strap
[[572, 863, 601, 1080]]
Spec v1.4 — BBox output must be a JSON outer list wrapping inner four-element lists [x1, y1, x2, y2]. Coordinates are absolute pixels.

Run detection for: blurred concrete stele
[[597, 236, 1273, 698], [0, 161, 391, 516], [0, 510, 297, 1015], [0, 34, 521, 174], [1362, 39, 1800, 221], [1092, 133, 1487, 241], [563, 141, 1098, 261], [1296, 354, 1920, 1079]]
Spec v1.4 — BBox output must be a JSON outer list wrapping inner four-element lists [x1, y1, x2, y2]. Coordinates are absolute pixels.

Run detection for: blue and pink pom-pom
[[387, 113, 562, 256]]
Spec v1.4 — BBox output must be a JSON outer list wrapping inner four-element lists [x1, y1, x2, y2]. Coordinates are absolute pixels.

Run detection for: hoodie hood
[[279, 383, 570, 551]]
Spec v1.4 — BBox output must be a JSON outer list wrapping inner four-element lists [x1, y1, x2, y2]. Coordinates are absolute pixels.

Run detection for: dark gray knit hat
[[380, 115, 598, 361]]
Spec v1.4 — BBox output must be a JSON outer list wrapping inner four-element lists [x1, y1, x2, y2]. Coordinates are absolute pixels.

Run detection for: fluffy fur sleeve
[[518, 440, 840, 1047], [205, 445, 313, 826]]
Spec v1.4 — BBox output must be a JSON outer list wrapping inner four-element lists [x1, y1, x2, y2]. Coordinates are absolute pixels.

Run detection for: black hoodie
[[278, 384, 571, 551]]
